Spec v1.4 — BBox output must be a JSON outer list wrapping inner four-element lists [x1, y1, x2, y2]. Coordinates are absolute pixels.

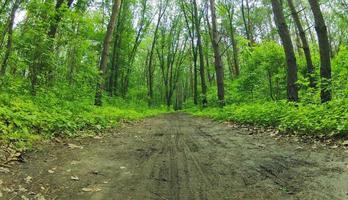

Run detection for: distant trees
[[0, 0, 344, 108]]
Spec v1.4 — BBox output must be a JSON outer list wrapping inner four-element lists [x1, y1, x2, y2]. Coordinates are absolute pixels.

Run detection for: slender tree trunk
[[308, 0, 332, 103], [0, 0, 21, 76], [95, 0, 122, 106], [209, 0, 225, 106], [287, 0, 315, 88], [271, 0, 298, 102], [193, 0, 207, 107], [146, 4, 165, 106], [225, 5, 240, 77]]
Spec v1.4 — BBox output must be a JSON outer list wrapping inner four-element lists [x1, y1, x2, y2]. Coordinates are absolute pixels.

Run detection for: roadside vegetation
[[0, 0, 347, 150]]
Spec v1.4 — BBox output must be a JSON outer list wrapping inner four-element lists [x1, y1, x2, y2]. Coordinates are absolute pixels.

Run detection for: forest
[[0, 0, 347, 149], [0, 0, 348, 199]]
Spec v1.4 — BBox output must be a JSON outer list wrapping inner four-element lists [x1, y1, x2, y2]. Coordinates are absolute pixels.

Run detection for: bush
[[187, 100, 348, 137]]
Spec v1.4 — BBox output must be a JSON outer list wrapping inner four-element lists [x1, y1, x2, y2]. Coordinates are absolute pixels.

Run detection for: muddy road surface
[[1, 113, 348, 200]]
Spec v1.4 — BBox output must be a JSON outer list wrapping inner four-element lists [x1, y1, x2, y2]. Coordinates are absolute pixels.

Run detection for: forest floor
[[1, 113, 348, 200]]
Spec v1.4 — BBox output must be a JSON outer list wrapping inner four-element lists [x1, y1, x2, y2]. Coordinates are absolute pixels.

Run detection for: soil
[[1, 113, 348, 200]]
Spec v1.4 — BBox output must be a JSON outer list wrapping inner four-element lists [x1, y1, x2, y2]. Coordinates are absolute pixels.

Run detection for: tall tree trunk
[[146, 3, 166, 106], [209, 0, 225, 106], [193, 0, 207, 107], [271, 0, 298, 102], [287, 0, 315, 88], [308, 0, 332, 103], [95, 0, 122, 106], [225, 4, 240, 77], [0, 0, 21, 76]]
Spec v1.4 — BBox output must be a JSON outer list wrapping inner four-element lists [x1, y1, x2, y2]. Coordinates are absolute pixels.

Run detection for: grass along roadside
[[186, 100, 348, 139], [0, 94, 167, 150]]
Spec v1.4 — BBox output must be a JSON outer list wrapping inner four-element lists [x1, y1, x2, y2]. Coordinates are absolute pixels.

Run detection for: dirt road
[[1, 113, 348, 200]]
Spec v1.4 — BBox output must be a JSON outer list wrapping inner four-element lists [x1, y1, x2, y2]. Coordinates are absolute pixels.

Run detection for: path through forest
[[1, 113, 348, 200]]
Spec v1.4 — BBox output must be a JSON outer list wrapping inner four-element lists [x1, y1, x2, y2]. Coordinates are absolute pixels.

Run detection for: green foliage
[[188, 100, 348, 137], [0, 93, 165, 150]]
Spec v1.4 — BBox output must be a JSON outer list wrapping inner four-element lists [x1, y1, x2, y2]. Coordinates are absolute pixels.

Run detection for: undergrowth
[[0, 93, 166, 150], [187, 100, 348, 138]]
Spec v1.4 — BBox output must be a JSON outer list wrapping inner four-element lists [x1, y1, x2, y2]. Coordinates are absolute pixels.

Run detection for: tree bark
[[287, 0, 315, 88], [308, 0, 332, 103], [209, 0, 225, 106], [0, 0, 21, 76], [271, 0, 299, 102], [95, 0, 122, 106], [193, 0, 207, 106]]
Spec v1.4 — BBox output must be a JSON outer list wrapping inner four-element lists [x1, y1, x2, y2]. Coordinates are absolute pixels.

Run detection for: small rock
[[71, 176, 79, 181], [120, 166, 126, 170]]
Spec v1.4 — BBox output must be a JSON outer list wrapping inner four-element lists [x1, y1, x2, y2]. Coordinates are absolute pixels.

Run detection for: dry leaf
[[35, 193, 46, 200], [18, 185, 28, 192], [68, 144, 83, 149], [82, 187, 102, 192], [24, 176, 32, 184], [71, 176, 79, 181], [21, 195, 29, 200], [48, 170, 55, 174], [0, 167, 10, 173]]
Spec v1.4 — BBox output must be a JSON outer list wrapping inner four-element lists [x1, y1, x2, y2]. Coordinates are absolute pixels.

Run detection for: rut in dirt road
[[1, 113, 348, 200]]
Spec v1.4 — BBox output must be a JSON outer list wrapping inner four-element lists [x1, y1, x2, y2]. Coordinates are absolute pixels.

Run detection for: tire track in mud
[[1, 113, 347, 200]]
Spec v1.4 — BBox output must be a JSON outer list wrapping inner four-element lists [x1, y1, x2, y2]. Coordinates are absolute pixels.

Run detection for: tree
[[209, 0, 225, 106], [95, 0, 122, 106], [271, 0, 298, 102], [287, 0, 315, 88], [0, 0, 21, 76], [308, 0, 332, 103]]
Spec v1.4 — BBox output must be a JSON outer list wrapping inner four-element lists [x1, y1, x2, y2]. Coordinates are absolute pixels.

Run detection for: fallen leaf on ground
[[82, 187, 102, 192], [71, 176, 79, 181], [67, 143, 84, 149], [24, 176, 32, 184], [70, 161, 79, 165], [35, 193, 46, 200], [18, 185, 28, 192], [48, 170, 55, 174], [0, 167, 10, 173], [93, 136, 103, 140], [21, 195, 29, 200]]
